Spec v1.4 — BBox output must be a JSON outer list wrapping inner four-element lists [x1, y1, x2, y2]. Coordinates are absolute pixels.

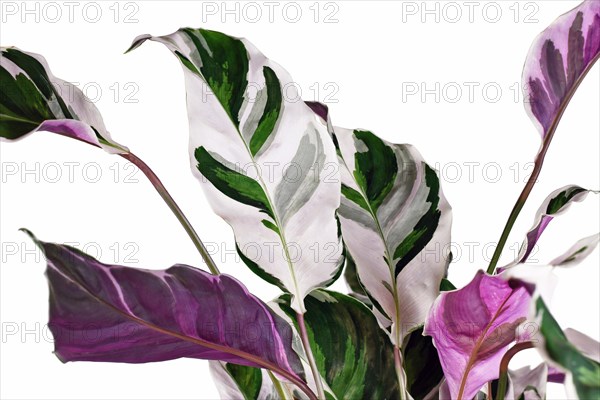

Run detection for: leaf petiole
[[120, 152, 220, 275], [494, 341, 535, 400], [296, 312, 326, 399]]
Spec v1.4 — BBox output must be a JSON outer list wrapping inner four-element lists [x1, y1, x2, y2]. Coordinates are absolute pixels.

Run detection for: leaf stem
[[268, 370, 291, 400], [486, 137, 551, 274], [120, 152, 220, 275], [487, 52, 600, 275], [393, 345, 407, 400], [495, 341, 534, 400], [296, 312, 326, 400]]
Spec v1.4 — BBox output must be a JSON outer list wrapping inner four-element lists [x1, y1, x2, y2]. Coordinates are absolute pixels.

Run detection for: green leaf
[[195, 146, 273, 219], [439, 278, 456, 292], [276, 290, 399, 400], [535, 298, 600, 399], [182, 28, 249, 126], [352, 130, 397, 212], [225, 363, 262, 400], [210, 361, 296, 400], [403, 327, 444, 400]]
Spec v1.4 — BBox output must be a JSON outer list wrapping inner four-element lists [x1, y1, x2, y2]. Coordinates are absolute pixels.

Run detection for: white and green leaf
[[129, 30, 343, 312], [210, 361, 297, 400], [549, 233, 600, 267], [274, 290, 400, 400], [0, 47, 127, 153], [502, 185, 598, 269], [330, 125, 452, 344], [506, 363, 548, 400], [532, 298, 600, 399]]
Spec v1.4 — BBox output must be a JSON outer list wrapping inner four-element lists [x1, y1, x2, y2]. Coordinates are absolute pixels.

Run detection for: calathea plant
[[1, 0, 599, 399]]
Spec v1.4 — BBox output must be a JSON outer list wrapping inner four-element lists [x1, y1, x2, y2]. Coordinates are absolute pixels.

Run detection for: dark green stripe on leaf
[[277, 291, 399, 400], [182, 28, 249, 127], [261, 219, 279, 234], [343, 252, 370, 304], [341, 184, 370, 212], [249, 66, 281, 156], [352, 130, 397, 212], [536, 298, 600, 399], [225, 363, 262, 400], [394, 165, 441, 276], [236, 244, 287, 292], [2, 48, 73, 119], [439, 278, 456, 292], [174, 51, 201, 76], [195, 146, 274, 219], [562, 246, 588, 264], [546, 186, 586, 214], [0, 61, 58, 139], [404, 327, 444, 399]]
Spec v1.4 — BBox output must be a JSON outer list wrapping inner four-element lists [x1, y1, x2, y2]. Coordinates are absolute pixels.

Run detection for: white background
[[1, 1, 599, 399]]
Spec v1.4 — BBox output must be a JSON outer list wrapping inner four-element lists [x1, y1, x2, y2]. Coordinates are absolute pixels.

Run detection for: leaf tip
[[125, 34, 152, 54], [19, 228, 44, 253]]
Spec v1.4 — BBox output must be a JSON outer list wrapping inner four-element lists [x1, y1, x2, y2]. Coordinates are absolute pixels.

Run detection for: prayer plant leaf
[[129, 30, 343, 313], [549, 233, 600, 267], [423, 270, 532, 400], [402, 327, 444, 400], [506, 363, 548, 400], [210, 361, 296, 400], [22, 230, 311, 395], [342, 253, 371, 306], [564, 328, 600, 363], [523, 0, 600, 139], [532, 298, 600, 399], [210, 361, 264, 400], [332, 125, 452, 344], [503, 185, 596, 268], [274, 290, 400, 400], [0, 47, 127, 153]]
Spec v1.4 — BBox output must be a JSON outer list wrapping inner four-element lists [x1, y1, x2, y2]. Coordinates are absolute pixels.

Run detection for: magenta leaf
[[523, 0, 600, 138], [423, 270, 532, 400], [23, 230, 310, 394]]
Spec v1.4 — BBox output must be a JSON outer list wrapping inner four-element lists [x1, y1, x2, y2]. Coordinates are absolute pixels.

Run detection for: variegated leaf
[[342, 252, 371, 306], [532, 298, 600, 399], [274, 290, 400, 400], [0, 47, 127, 153], [129, 30, 343, 313], [545, 328, 600, 385], [506, 363, 548, 400], [210, 361, 296, 400], [523, 0, 600, 139], [22, 230, 313, 397], [403, 327, 444, 400], [549, 233, 600, 267], [331, 125, 452, 344], [502, 185, 597, 269], [564, 328, 600, 363]]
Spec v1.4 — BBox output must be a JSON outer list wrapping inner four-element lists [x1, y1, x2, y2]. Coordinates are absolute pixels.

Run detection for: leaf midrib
[[339, 153, 402, 344], [189, 58, 303, 312], [0, 113, 41, 126], [47, 256, 302, 387], [456, 291, 515, 399]]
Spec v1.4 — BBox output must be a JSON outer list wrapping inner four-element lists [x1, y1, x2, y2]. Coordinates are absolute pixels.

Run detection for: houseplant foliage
[[1, 1, 599, 399]]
